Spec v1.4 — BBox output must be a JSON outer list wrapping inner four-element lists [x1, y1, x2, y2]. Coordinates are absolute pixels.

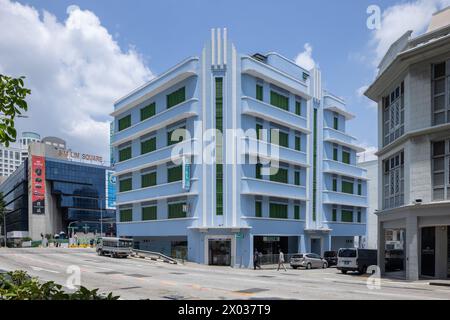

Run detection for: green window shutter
[[271, 130, 289, 148], [167, 87, 186, 108], [358, 183, 362, 196], [270, 91, 289, 111], [168, 202, 186, 219], [333, 117, 339, 130], [119, 146, 132, 162], [216, 164, 223, 216], [342, 181, 354, 194], [141, 172, 157, 188], [120, 209, 132, 222], [270, 168, 288, 183], [333, 148, 338, 161], [118, 115, 131, 131], [332, 178, 337, 191], [256, 84, 263, 101], [294, 171, 300, 186], [342, 151, 351, 164], [295, 101, 302, 116], [295, 136, 301, 151], [269, 203, 288, 219], [332, 208, 337, 222], [141, 137, 156, 155], [119, 178, 132, 192], [140, 103, 155, 121], [341, 210, 353, 222], [256, 124, 263, 140], [255, 163, 262, 179], [142, 206, 157, 221], [357, 210, 362, 223], [294, 205, 300, 220], [255, 201, 262, 217], [167, 165, 182, 183], [167, 126, 186, 146]]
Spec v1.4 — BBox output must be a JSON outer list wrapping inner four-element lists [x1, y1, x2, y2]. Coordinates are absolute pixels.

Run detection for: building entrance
[[421, 227, 436, 277], [208, 239, 231, 266], [311, 238, 321, 255]]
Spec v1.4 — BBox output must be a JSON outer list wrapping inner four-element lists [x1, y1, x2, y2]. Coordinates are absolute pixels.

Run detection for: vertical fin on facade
[[211, 28, 228, 69]]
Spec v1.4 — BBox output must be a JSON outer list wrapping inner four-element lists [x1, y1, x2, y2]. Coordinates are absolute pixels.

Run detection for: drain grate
[[97, 271, 121, 275], [127, 274, 150, 278], [234, 288, 269, 294]]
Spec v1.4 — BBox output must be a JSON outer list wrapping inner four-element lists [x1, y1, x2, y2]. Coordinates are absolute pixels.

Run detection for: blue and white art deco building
[[110, 29, 367, 266]]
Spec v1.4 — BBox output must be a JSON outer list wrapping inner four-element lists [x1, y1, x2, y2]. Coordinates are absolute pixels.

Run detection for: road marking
[[80, 264, 114, 271], [31, 266, 60, 274]]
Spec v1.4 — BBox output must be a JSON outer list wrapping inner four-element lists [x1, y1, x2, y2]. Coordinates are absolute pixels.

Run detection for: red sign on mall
[[31, 156, 45, 214]]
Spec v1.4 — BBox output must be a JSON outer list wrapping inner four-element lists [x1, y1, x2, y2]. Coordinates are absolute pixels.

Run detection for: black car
[[323, 251, 338, 266]]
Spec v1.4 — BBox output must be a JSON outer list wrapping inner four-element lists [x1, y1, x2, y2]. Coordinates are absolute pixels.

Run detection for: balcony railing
[[241, 177, 307, 200], [323, 127, 364, 152], [322, 159, 367, 180], [322, 190, 367, 207]]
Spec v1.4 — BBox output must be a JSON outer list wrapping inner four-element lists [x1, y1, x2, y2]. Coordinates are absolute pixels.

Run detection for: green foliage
[[0, 74, 31, 146], [0, 270, 119, 300]]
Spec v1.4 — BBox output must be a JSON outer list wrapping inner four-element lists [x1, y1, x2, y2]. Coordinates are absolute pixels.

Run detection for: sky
[[1, 0, 450, 163]]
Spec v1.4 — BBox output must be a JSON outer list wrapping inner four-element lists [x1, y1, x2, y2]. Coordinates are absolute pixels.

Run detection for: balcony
[[113, 57, 199, 115], [323, 127, 365, 152], [243, 137, 309, 167], [112, 98, 199, 146], [323, 222, 366, 237], [117, 217, 198, 237], [322, 191, 367, 207], [242, 97, 309, 133], [323, 93, 355, 120], [115, 139, 196, 174], [323, 159, 367, 180], [241, 177, 307, 200], [241, 56, 310, 100], [116, 180, 198, 205]]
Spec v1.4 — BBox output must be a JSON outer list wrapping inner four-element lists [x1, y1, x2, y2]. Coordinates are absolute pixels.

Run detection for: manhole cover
[[234, 288, 269, 294]]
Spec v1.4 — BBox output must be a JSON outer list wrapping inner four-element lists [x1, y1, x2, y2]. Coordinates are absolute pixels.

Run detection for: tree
[[0, 74, 31, 146], [0, 192, 6, 247]]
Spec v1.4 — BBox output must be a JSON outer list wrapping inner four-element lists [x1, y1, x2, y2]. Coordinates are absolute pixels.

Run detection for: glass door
[[208, 240, 231, 266], [421, 227, 436, 277]]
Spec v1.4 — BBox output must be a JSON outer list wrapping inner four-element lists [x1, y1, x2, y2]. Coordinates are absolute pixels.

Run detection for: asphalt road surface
[[0, 247, 449, 300]]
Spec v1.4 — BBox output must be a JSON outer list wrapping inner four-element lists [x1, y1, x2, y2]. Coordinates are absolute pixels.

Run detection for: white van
[[337, 248, 377, 274]]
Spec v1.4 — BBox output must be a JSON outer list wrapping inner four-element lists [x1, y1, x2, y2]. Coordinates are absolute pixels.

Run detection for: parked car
[[337, 248, 377, 274], [323, 251, 337, 266], [290, 253, 328, 269]]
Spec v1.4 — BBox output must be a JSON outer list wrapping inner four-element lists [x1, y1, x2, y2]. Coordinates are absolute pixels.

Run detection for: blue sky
[[2, 0, 449, 159]]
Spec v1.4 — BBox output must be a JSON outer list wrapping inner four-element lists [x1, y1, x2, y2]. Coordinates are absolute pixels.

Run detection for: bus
[[337, 248, 377, 275], [96, 237, 134, 258]]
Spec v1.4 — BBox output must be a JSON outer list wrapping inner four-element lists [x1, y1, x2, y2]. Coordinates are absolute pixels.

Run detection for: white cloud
[[371, 0, 450, 64], [356, 85, 369, 98], [357, 144, 378, 163], [295, 43, 316, 70], [0, 0, 153, 162]]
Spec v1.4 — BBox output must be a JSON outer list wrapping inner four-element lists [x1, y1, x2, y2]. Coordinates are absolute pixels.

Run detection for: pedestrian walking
[[253, 250, 262, 270], [277, 250, 287, 271]]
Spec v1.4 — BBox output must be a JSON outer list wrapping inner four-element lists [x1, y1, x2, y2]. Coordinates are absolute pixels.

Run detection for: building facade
[[365, 8, 450, 279], [0, 131, 40, 177], [358, 160, 378, 249], [112, 29, 367, 266], [0, 141, 116, 241]]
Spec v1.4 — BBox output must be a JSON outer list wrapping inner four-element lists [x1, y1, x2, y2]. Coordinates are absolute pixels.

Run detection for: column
[[405, 215, 419, 281], [377, 220, 385, 275]]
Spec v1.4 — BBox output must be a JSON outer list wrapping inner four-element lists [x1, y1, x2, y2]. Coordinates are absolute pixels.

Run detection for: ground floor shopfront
[[378, 204, 450, 280]]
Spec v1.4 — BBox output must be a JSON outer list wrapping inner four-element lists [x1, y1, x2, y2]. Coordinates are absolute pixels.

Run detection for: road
[[0, 247, 449, 300]]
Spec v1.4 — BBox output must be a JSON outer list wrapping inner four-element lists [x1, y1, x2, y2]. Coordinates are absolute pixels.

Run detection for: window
[[269, 203, 288, 219], [341, 209, 353, 222], [295, 136, 301, 151], [167, 165, 182, 183], [357, 181, 362, 196], [271, 129, 289, 148], [119, 209, 132, 222], [382, 81, 404, 146], [167, 87, 186, 108], [142, 206, 157, 221], [432, 62, 450, 125], [294, 171, 300, 186], [119, 176, 132, 192], [270, 167, 288, 184], [357, 209, 362, 223], [256, 84, 263, 101], [270, 90, 289, 111], [118, 115, 131, 131], [141, 103, 155, 121], [216, 164, 223, 216], [255, 163, 262, 179], [256, 123, 263, 140], [216, 78, 224, 216], [295, 100, 302, 116], [119, 145, 132, 162], [333, 145, 338, 161], [167, 126, 186, 146], [332, 176, 338, 191], [333, 116, 339, 130], [294, 205, 300, 220], [168, 202, 186, 219], [141, 171, 156, 188], [255, 201, 262, 217], [432, 140, 450, 200], [342, 149, 351, 164], [141, 137, 156, 155], [332, 206, 337, 222], [383, 151, 405, 209], [342, 179, 354, 194]]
